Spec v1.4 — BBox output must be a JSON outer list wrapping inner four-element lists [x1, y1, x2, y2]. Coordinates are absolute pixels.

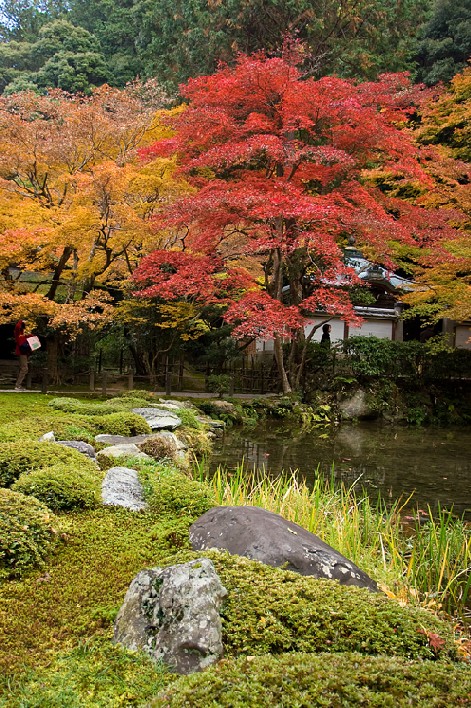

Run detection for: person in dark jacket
[[14, 320, 30, 390], [321, 323, 331, 347]]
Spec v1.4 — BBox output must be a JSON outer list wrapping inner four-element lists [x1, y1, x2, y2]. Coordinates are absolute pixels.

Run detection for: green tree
[[414, 0, 471, 85], [0, 0, 68, 41], [68, 0, 143, 86], [0, 18, 109, 93], [136, 0, 431, 89]]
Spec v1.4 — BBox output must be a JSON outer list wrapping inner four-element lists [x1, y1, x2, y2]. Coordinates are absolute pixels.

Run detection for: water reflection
[[210, 422, 471, 519]]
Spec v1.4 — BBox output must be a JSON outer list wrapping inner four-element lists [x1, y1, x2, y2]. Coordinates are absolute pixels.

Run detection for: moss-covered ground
[[0, 392, 470, 706]]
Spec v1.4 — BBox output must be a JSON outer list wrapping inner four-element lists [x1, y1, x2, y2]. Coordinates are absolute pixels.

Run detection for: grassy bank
[[0, 392, 470, 706], [200, 463, 471, 622]]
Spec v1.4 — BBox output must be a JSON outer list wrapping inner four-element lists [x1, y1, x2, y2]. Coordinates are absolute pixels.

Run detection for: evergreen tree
[[414, 0, 471, 85], [0, 18, 109, 93]]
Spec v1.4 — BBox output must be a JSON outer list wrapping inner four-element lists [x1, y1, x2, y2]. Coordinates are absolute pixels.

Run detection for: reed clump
[[203, 462, 470, 621]]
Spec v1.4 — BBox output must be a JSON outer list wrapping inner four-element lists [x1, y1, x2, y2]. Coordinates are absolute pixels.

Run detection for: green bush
[[152, 652, 471, 707], [140, 435, 178, 461], [163, 552, 457, 661], [145, 471, 215, 519], [175, 407, 204, 430], [0, 415, 97, 445], [48, 396, 157, 417], [12, 463, 102, 512], [92, 412, 152, 437], [0, 488, 59, 579], [0, 442, 96, 488], [118, 390, 156, 402], [177, 427, 213, 458]]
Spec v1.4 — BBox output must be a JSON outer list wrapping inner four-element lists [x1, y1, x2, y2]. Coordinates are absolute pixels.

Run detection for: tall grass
[[196, 461, 470, 621]]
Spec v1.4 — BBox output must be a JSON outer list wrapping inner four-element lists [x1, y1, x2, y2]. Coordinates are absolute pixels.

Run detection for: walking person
[[321, 323, 332, 347], [14, 320, 31, 390]]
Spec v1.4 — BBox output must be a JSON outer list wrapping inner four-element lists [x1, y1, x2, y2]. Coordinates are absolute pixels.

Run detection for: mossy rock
[[0, 442, 96, 488], [152, 652, 471, 707], [144, 470, 216, 520], [163, 551, 457, 662], [12, 463, 102, 512], [0, 488, 59, 579]]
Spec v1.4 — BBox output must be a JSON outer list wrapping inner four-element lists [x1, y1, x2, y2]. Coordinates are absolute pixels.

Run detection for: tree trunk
[[274, 335, 292, 394], [46, 334, 61, 385]]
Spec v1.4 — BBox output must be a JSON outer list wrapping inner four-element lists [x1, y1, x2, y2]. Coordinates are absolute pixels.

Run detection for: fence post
[[89, 370, 95, 392], [26, 371, 32, 389], [165, 358, 172, 396], [261, 365, 265, 394], [101, 371, 107, 397], [127, 369, 134, 390], [41, 369, 48, 394]]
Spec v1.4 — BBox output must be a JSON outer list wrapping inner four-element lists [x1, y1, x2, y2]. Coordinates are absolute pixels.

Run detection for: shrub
[[152, 652, 471, 707], [139, 435, 178, 461], [175, 407, 204, 430], [48, 397, 84, 413], [0, 442, 96, 488], [177, 427, 213, 458], [0, 488, 58, 579], [92, 412, 151, 437], [145, 471, 215, 519], [118, 390, 156, 402], [0, 415, 96, 444], [13, 464, 101, 512], [48, 396, 157, 417], [163, 551, 457, 661]]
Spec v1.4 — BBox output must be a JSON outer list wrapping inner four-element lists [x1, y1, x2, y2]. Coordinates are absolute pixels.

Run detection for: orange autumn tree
[[0, 84, 185, 375], [401, 67, 471, 323], [134, 53, 457, 393]]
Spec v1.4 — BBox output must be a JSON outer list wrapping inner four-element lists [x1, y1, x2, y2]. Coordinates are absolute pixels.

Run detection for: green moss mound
[[0, 442, 96, 488], [0, 488, 59, 579], [13, 463, 102, 512], [3, 636, 169, 708], [144, 470, 215, 520], [91, 411, 152, 437], [164, 551, 457, 661], [153, 652, 471, 707], [0, 415, 97, 445], [48, 396, 156, 416]]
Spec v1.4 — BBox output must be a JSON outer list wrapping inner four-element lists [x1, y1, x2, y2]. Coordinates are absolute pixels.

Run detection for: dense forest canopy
[[0, 1, 469, 386], [1, 0, 470, 93]]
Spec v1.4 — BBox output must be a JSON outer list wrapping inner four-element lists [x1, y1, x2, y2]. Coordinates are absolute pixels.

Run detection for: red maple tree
[[134, 53, 445, 392]]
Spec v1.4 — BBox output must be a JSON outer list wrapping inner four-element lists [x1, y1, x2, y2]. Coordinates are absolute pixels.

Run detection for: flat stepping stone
[[56, 440, 96, 459], [96, 443, 151, 460], [102, 466, 147, 511], [95, 434, 155, 446], [132, 407, 182, 430]]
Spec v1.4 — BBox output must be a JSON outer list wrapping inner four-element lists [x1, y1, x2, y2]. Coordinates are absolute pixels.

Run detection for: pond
[[209, 421, 471, 520]]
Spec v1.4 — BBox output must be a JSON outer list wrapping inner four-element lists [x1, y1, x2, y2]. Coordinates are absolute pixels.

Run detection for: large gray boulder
[[102, 466, 147, 511], [114, 558, 227, 674], [190, 506, 378, 592], [132, 407, 182, 430]]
